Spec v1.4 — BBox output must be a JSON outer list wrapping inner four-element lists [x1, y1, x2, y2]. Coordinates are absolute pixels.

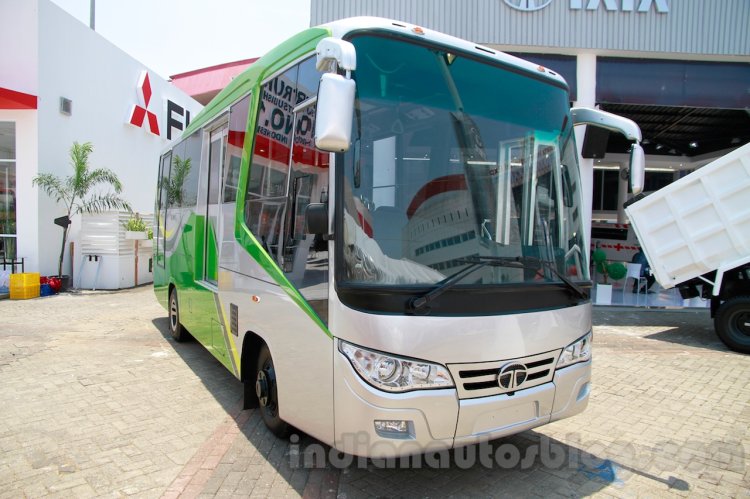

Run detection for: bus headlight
[[556, 331, 592, 369], [339, 340, 454, 392]]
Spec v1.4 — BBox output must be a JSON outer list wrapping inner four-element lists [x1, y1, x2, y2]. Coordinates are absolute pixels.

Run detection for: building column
[[573, 53, 597, 257]]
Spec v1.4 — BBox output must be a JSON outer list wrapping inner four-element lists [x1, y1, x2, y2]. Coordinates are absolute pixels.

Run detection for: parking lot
[[1, 286, 748, 498]]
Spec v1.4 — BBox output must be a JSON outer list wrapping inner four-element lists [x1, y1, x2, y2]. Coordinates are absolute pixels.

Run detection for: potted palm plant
[[32, 142, 131, 290]]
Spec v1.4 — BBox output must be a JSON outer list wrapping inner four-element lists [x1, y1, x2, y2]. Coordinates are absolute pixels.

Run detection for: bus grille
[[447, 350, 561, 399]]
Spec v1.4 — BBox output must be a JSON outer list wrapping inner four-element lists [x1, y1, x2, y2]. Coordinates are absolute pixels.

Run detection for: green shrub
[[124, 214, 148, 232]]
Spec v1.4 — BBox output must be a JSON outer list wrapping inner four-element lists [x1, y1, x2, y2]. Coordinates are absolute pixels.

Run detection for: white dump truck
[[625, 143, 750, 353]]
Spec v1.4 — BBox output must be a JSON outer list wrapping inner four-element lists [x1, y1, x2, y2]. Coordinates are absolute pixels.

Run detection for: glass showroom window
[[0, 122, 16, 260]]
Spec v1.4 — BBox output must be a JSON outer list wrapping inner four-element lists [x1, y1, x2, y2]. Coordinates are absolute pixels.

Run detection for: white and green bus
[[155, 17, 644, 458]]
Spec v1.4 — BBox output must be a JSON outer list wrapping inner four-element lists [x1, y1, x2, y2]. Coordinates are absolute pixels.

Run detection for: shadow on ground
[[592, 307, 733, 353], [152, 316, 243, 414], [245, 426, 690, 497]]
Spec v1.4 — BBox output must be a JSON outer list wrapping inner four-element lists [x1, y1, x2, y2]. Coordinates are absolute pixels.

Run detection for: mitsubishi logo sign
[[128, 71, 160, 136], [127, 70, 192, 140], [503, 0, 668, 13], [503, 0, 552, 11]]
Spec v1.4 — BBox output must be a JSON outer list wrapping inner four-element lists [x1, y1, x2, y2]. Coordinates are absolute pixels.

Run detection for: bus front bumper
[[333, 350, 591, 458]]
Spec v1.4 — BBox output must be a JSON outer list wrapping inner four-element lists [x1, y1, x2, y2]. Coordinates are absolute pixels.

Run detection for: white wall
[[0, 0, 39, 95], [29, 0, 202, 277]]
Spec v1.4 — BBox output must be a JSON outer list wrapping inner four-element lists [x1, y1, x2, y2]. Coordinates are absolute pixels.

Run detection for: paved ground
[[0, 286, 748, 498]]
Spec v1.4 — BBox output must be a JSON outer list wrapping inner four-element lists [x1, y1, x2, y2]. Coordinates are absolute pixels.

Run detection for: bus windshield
[[339, 34, 588, 292]]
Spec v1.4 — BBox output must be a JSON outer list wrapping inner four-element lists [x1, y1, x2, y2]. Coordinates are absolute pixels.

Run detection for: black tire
[[168, 289, 187, 342], [715, 295, 750, 354], [255, 344, 290, 438]]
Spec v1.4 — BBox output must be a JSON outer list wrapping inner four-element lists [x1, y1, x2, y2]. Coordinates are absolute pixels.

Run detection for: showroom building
[[310, 0, 750, 260], [0, 0, 202, 284]]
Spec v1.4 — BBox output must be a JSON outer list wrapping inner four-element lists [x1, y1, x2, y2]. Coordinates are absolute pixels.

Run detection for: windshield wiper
[[514, 255, 589, 300], [407, 255, 588, 314]]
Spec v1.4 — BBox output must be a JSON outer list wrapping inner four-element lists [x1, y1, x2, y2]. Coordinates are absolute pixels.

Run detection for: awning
[[0, 87, 37, 109], [170, 58, 258, 105]]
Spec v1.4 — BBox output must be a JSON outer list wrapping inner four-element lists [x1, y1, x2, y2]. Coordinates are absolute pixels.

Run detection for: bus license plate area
[[454, 383, 555, 444]]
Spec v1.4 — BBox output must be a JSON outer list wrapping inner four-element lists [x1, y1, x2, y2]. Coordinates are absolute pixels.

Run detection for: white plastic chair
[[624, 263, 648, 305]]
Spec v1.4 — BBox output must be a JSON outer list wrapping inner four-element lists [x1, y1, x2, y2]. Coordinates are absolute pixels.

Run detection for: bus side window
[[224, 95, 250, 204]]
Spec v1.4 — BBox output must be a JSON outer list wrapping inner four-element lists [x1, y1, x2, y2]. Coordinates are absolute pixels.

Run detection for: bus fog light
[[374, 420, 413, 438], [556, 331, 592, 369], [339, 340, 454, 392]]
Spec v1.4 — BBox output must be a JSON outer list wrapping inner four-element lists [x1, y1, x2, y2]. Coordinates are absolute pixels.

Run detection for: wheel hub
[[256, 370, 270, 407], [170, 298, 178, 329], [735, 311, 750, 336]]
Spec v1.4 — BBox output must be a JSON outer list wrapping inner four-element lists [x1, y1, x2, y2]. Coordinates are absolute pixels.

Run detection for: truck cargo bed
[[625, 143, 750, 290]]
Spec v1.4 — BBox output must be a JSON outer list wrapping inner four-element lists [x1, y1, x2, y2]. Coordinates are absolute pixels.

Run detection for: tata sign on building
[[503, 0, 668, 13], [311, 0, 746, 56]]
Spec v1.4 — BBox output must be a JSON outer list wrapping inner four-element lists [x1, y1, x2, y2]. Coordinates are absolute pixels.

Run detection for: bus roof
[[179, 16, 569, 140]]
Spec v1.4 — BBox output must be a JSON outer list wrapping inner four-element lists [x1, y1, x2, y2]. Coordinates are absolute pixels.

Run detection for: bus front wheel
[[168, 289, 187, 342], [256, 344, 290, 437], [715, 295, 750, 354]]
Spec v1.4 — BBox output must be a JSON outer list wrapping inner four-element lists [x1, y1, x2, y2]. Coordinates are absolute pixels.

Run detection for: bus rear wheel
[[715, 295, 750, 354], [168, 289, 187, 342], [255, 344, 290, 437]]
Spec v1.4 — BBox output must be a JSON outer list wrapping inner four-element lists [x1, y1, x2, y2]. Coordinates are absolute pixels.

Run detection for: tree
[[593, 247, 626, 284], [32, 142, 132, 277]]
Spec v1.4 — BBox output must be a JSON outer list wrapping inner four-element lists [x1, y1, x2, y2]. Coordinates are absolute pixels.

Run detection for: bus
[[154, 17, 644, 458]]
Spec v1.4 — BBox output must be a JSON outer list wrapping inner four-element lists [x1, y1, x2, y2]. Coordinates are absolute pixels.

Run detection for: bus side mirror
[[314, 38, 357, 153], [305, 203, 329, 235], [315, 73, 355, 152], [629, 143, 645, 195]]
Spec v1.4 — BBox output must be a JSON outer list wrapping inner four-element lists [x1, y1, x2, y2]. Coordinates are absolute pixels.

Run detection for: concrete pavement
[[0, 287, 748, 497]]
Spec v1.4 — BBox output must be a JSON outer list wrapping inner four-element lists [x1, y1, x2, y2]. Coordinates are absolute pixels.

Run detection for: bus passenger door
[[280, 100, 330, 325], [206, 125, 228, 359], [155, 152, 171, 271], [205, 126, 227, 286]]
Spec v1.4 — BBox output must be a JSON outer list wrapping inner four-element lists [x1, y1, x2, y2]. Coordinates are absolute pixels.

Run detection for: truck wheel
[[169, 289, 187, 342], [715, 296, 750, 354], [255, 344, 290, 437]]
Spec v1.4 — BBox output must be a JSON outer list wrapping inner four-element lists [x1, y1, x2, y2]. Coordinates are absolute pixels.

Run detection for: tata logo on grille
[[503, 0, 553, 11], [498, 363, 528, 390]]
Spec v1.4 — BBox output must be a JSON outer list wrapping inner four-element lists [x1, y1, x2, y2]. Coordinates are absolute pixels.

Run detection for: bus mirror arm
[[316, 38, 356, 75], [571, 107, 641, 142], [305, 203, 331, 239]]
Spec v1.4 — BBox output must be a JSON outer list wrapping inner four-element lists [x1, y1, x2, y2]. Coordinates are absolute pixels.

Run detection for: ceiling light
[[641, 139, 651, 145], [655, 144, 664, 150], [731, 137, 741, 144], [689, 141, 698, 148], [669, 149, 677, 154]]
